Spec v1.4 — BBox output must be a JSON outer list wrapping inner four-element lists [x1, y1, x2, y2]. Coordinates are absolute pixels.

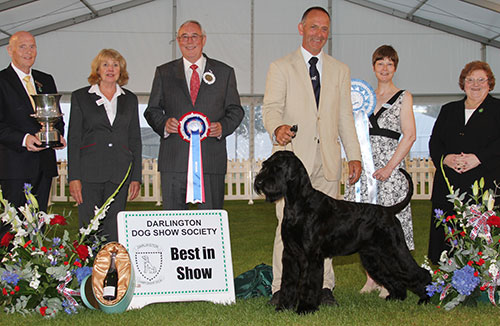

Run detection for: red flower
[[14, 286, 20, 292], [23, 240, 32, 248], [2, 288, 7, 295], [73, 241, 89, 261], [31, 246, 36, 251], [39, 306, 47, 316], [446, 215, 456, 222], [41, 246, 48, 253], [487, 215, 500, 227], [474, 271, 479, 277], [460, 231, 466, 237], [63, 261, 69, 266], [477, 258, 485, 266], [0, 232, 14, 247], [480, 286, 487, 291], [50, 214, 67, 226], [478, 251, 483, 256], [59, 245, 64, 249], [74, 261, 82, 268], [467, 261, 473, 266]]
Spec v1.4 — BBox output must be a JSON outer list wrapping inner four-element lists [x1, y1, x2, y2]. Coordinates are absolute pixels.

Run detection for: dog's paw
[[296, 302, 319, 315]]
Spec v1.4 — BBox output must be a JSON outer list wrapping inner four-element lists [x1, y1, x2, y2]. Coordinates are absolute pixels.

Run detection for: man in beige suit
[[262, 6, 362, 306]]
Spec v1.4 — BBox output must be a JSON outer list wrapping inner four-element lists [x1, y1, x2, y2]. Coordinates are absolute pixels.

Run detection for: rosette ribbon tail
[[57, 271, 80, 308], [352, 110, 377, 204], [440, 283, 451, 301], [483, 271, 500, 305], [186, 129, 205, 204]]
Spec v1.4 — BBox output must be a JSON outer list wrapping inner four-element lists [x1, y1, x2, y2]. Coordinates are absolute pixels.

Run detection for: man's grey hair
[[177, 20, 206, 37]]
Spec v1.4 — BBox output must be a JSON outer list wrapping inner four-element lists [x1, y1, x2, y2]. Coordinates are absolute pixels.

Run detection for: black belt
[[369, 128, 401, 140]]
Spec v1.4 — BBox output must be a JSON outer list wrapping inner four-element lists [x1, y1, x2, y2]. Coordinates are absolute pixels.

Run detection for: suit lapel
[[174, 59, 191, 104], [88, 90, 113, 129], [292, 49, 318, 116], [114, 92, 127, 128], [5, 65, 33, 111]]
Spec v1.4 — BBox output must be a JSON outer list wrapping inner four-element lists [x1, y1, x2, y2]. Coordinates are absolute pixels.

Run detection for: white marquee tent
[[0, 0, 499, 159]]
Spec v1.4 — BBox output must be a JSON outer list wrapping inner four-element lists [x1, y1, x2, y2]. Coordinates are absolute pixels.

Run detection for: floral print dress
[[345, 91, 414, 250]]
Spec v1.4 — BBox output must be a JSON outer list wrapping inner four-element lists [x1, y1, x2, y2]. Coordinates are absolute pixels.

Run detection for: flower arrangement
[[0, 165, 130, 317], [426, 159, 500, 310]]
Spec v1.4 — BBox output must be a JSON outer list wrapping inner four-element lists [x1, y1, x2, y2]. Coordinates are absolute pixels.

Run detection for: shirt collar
[[183, 55, 206, 73], [88, 84, 125, 98], [11, 63, 32, 81], [300, 46, 323, 66]]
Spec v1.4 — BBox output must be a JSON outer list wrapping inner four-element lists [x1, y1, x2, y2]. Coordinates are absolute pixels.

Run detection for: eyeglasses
[[178, 34, 202, 42], [465, 77, 488, 84]]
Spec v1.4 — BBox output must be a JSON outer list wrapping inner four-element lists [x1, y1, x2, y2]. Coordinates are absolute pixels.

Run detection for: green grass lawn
[[1, 199, 499, 326]]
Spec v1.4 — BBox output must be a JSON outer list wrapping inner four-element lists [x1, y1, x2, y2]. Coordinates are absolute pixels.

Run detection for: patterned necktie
[[23, 75, 36, 110], [309, 57, 320, 107], [190, 64, 200, 106]]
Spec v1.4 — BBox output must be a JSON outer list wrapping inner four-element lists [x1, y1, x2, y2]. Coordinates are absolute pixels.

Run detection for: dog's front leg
[[295, 254, 322, 314], [277, 241, 301, 311]]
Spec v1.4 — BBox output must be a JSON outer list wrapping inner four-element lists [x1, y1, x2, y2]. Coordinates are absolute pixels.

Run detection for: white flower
[[30, 278, 40, 289], [30, 268, 41, 289], [202, 71, 216, 85], [487, 194, 495, 211], [489, 263, 499, 277], [15, 229, 28, 238], [439, 250, 449, 263]]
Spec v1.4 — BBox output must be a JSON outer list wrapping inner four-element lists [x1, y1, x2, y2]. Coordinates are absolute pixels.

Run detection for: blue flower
[[61, 299, 77, 314], [451, 265, 480, 295], [52, 237, 61, 246], [434, 208, 444, 219], [1, 271, 20, 285], [74, 266, 92, 284], [426, 281, 444, 297]]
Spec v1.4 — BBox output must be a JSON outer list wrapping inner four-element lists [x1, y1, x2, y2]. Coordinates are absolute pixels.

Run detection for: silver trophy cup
[[30, 94, 63, 148]]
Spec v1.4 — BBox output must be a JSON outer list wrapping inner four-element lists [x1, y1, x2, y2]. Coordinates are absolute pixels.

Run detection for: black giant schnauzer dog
[[254, 150, 430, 314]]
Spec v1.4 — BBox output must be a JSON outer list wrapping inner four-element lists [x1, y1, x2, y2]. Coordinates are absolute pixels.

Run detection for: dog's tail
[[387, 168, 413, 214]]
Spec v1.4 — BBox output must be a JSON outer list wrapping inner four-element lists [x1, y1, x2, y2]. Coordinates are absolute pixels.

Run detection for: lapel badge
[[202, 70, 215, 85]]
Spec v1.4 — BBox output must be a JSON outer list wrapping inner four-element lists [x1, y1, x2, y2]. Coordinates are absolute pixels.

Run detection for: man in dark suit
[[144, 20, 244, 210], [0, 31, 65, 237]]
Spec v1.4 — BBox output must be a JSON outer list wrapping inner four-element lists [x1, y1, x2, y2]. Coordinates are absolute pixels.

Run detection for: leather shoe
[[320, 288, 339, 306], [268, 291, 279, 306]]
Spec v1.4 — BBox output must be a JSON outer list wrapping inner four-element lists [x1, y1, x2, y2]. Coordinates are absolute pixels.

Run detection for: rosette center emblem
[[202, 71, 216, 85]]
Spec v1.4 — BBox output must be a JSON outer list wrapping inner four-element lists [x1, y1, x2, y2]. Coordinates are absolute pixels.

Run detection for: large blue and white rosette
[[178, 111, 210, 204], [351, 79, 377, 204]]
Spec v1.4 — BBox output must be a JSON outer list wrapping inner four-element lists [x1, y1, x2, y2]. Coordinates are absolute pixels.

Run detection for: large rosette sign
[[351, 79, 377, 204], [178, 111, 210, 204]]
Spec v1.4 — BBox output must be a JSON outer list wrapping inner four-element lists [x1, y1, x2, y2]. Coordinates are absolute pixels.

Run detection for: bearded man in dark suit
[[0, 31, 65, 237], [144, 20, 244, 210]]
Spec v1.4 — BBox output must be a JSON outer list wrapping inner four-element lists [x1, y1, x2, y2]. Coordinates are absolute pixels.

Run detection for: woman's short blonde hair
[[458, 61, 495, 91], [88, 48, 129, 86]]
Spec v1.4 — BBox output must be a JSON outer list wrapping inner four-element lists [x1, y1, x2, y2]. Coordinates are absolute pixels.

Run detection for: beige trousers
[[271, 145, 338, 293]]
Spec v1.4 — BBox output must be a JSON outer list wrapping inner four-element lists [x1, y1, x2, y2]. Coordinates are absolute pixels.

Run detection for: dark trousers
[[161, 172, 225, 210], [0, 173, 52, 239], [79, 181, 130, 242]]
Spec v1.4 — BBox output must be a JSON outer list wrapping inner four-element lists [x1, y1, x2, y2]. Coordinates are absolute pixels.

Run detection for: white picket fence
[[50, 157, 436, 205]]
